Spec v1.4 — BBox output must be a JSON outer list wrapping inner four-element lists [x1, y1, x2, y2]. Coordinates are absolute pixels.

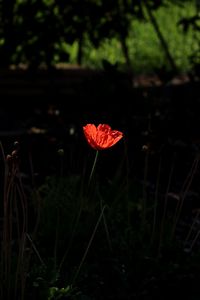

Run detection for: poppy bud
[[57, 149, 64, 156]]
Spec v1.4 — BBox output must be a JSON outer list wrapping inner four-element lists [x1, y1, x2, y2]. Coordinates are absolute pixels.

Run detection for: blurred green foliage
[[0, 0, 199, 73]]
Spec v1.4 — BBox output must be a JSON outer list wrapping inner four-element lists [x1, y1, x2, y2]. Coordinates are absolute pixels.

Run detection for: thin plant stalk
[[59, 150, 99, 272], [142, 147, 149, 229], [54, 207, 60, 271], [189, 230, 200, 252], [26, 233, 45, 266], [99, 192, 112, 252], [171, 156, 199, 240], [28, 150, 41, 238], [142, 114, 151, 228], [151, 155, 162, 245], [14, 175, 28, 300], [88, 150, 99, 186], [58, 197, 84, 273], [1, 153, 15, 299], [157, 159, 174, 257], [71, 205, 106, 285], [184, 209, 200, 247]]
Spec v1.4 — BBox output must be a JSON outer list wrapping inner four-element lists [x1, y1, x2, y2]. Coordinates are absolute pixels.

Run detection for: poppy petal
[[83, 123, 123, 150]]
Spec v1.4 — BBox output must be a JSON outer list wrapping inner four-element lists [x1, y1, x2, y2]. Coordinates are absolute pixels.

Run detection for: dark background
[[1, 1, 200, 299]]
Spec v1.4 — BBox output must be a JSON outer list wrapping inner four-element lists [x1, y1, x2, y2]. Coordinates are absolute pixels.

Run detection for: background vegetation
[[0, 0, 200, 75]]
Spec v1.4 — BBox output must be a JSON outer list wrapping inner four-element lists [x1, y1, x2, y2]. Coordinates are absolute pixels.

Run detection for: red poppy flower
[[83, 124, 123, 150]]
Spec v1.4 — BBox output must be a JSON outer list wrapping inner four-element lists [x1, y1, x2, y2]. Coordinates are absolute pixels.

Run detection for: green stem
[[59, 150, 99, 272], [71, 205, 106, 285], [88, 150, 99, 186]]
